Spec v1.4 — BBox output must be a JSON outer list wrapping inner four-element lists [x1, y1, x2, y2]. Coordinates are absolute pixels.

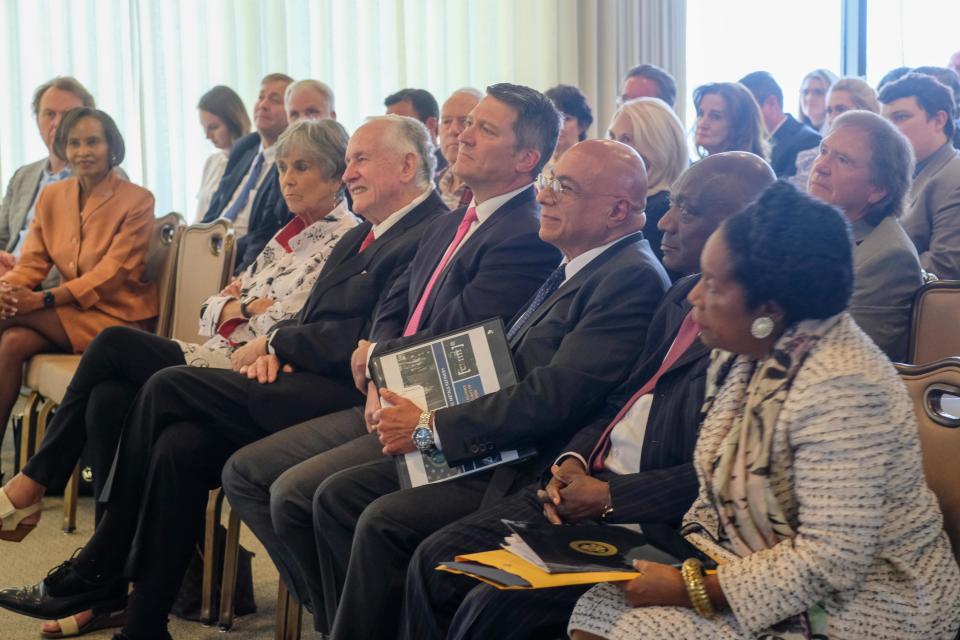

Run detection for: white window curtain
[[0, 0, 685, 217]]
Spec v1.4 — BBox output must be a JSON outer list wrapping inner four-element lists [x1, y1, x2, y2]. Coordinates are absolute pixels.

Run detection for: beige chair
[[17, 212, 184, 531], [895, 358, 960, 564], [168, 220, 236, 343], [908, 280, 960, 365]]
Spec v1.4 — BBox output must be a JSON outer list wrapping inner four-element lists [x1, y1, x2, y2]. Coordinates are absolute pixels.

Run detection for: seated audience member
[[807, 110, 923, 361], [305, 138, 671, 640], [912, 65, 960, 149], [202, 73, 293, 273], [0, 118, 355, 635], [0, 115, 449, 640], [880, 72, 960, 280], [608, 97, 688, 267], [435, 88, 482, 209], [385, 88, 446, 173], [220, 83, 565, 634], [790, 77, 881, 189], [0, 77, 95, 280], [402, 151, 776, 640], [877, 66, 912, 92], [544, 84, 594, 171], [195, 85, 251, 222], [619, 63, 677, 108], [692, 82, 767, 159], [0, 107, 156, 478], [567, 181, 960, 640], [740, 70, 820, 177], [797, 68, 838, 132]]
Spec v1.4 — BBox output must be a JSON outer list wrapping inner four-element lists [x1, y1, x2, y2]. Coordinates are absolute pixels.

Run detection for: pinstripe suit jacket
[[559, 274, 707, 526]]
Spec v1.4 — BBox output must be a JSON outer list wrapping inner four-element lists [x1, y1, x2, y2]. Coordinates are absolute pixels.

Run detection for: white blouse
[[177, 200, 359, 367], [195, 151, 229, 223]]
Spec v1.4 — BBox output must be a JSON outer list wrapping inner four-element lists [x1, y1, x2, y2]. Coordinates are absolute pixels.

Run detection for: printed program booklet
[[369, 318, 535, 488]]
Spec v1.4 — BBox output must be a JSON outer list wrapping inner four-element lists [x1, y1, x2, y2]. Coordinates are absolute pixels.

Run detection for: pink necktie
[[589, 311, 700, 472], [403, 207, 479, 336], [358, 229, 375, 253]]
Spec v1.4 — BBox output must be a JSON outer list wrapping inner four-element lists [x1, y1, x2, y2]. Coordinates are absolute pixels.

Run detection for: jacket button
[[470, 445, 480, 454]]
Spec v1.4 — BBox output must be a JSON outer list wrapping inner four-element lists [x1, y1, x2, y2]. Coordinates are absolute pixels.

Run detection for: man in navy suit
[[220, 83, 564, 633], [400, 152, 777, 640]]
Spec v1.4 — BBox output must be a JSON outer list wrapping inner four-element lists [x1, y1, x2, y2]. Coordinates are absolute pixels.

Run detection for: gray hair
[[285, 79, 336, 112], [451, 87, 484, 101], [829, 110, 913, 224], [365, 114, 437, 188], [275, 119, 350, 188], [829, 78, 880, 114]]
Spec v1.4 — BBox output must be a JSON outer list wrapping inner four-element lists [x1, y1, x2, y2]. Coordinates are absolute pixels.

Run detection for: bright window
[[865, 1, 960, 86]]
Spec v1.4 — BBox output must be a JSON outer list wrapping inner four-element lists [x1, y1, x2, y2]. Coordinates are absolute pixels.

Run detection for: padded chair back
[[908, 280, 960, 365], [168, 220, 236, 344], [896, 358, 960, 565], [142, 212, 185, 338]]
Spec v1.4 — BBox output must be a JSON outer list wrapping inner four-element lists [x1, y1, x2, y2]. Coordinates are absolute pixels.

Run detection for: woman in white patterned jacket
[[569, 181, 960, 640]]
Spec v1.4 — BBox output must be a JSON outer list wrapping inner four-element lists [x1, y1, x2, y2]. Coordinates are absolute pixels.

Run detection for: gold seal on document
[[569, 540, 617, 557]]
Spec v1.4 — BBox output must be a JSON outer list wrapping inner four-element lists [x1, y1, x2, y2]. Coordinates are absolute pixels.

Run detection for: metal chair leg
[[200, 488, 225, 624], [62, 464, 80, 533], [17, 392, 42, 472], [217, 504, 242, 630]]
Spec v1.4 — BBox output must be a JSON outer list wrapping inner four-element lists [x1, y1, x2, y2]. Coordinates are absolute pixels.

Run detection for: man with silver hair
[[0, 115, 450, 640], [807, 109, 923, 361], [286, 78, 337, 123], [436, 88, 483, 208]]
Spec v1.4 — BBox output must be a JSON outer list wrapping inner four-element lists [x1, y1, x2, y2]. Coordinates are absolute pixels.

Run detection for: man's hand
[[351, 340, 372, 392], [0, 252, 15, 276], [230, 335, 268, 371], [239, 354, 294, 384], [364, 381, 382, 432], [619, 561, 689, 608], [536, 457, 609, 525], [376, 388, 421, 455]]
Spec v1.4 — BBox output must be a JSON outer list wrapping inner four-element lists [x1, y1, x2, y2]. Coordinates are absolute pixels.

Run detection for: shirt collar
[[260, 143, 278, 164], [468, 183, 532, 223], [561, 231, 642, 283], [372, 188, 433, 238], [42, 161, 71, 181]]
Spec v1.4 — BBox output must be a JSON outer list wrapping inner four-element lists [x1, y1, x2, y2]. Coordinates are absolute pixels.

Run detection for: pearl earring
[[750, 316, 774, 340]]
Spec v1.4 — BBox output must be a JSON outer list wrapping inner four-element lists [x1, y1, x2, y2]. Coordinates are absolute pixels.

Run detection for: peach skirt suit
[[0, 170, 158, 352]]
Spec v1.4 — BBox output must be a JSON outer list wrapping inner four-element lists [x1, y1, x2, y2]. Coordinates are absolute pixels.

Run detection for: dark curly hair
[[722, 181, 853, 323], [545, 85, 594, 141]]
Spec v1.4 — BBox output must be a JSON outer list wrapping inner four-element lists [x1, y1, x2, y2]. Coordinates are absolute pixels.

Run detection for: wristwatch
[[239, 298, 252, 319], [411, 411, 436, 452], [42, 291, 55, 309]]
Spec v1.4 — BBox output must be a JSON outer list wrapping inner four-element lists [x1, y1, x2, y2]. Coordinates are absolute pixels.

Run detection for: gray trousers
[[220, 406, 382, 632]]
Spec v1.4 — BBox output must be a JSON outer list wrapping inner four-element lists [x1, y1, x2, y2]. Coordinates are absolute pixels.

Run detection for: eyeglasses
[[535, 174, 644, 214]]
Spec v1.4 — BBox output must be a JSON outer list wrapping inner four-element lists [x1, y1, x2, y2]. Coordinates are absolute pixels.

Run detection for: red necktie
[[403, 207, 478, 336], [358, 229, 375, 253], [589, 311, 700, 471]]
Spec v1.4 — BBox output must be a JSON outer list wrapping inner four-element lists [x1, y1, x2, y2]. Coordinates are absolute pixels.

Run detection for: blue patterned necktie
[[506, 263, 566, 341], [223, 151, 265, 221]]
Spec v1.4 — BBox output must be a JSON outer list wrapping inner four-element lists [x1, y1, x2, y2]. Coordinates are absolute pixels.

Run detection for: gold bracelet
[[681, 558, 716, 619]]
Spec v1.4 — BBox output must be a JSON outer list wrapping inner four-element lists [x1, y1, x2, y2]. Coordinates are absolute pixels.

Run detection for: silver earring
[[750, 316, 774, 340]]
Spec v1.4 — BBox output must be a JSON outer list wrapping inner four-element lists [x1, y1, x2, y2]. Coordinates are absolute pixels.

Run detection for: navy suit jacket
[[203, 132, 292, 273], [435, 233, 670, 474], [370, 186, 560, 353], [248, 192, 448, 429], [559, 274, 708, 526], [770, 114, 821, 178]]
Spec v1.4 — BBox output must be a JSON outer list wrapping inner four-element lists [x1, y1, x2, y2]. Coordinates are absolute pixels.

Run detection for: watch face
[[412, 426, 434, 452]]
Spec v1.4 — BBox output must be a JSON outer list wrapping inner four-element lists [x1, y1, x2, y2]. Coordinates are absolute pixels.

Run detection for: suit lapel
[[79, 171, 120, 221]]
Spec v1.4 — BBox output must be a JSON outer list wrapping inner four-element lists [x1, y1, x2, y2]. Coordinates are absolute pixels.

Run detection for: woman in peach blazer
[[0, 107, 157, 450]]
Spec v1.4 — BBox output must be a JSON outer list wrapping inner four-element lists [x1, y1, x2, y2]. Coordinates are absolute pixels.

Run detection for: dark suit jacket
[[770, 114, 821, 178], [202, 132, 292, 273], [248, 192, 448, 428], [371, 187, 560, 352], [559, 275, 707, 525], [434, 233, 670, 473]]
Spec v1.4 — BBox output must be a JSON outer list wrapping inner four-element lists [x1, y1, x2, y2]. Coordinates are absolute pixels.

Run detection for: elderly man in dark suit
[[741, 71, 821, 178], [0, 115, 451, 640], [305, 136, 675, 640], [401, 151, 777, 640], [220, 82, 563, 633]]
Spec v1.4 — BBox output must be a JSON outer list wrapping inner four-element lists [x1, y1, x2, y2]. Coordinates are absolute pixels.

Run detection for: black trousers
[[402, 487, 591, 640], [72, 362, 364, 633], [22, 326, 186, 518]]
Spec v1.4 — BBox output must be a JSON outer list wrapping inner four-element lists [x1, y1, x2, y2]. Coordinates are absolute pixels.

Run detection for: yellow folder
[[437, 549, 640, 590]]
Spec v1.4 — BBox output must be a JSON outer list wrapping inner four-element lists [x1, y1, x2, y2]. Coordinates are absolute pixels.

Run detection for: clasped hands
[[364, 384, 421, 455], [0, 280, 42, 319], [230, 335, 294, 383]]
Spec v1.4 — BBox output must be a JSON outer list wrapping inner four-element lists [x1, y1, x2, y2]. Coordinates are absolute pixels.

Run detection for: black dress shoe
[[0, 556, 124, 620], [111, 631, 172, 640]]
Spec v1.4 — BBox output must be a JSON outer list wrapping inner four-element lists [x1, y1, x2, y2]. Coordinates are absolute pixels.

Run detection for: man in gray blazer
[[0, 77, 95, 270], [880, 72, 960, 280], [808, 110, 923, 362]]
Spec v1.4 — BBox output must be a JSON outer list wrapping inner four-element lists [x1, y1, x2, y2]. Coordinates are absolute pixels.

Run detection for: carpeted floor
[[1, 396, 323, 640]]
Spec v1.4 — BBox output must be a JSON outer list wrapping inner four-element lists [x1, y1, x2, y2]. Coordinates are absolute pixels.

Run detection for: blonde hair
[[608, 97, 688, 195]]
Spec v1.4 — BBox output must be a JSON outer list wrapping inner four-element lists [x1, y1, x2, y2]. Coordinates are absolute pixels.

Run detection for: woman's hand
[[245, 297, 276, 316], [619, 561, 691, 608], [220, 278, 242, 298], [0, 252, 15, 276], [0, 283, 42, 319]]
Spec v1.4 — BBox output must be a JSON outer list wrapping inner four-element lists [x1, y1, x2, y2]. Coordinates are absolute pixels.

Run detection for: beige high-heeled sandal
[[0, 486, 41, 542]]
